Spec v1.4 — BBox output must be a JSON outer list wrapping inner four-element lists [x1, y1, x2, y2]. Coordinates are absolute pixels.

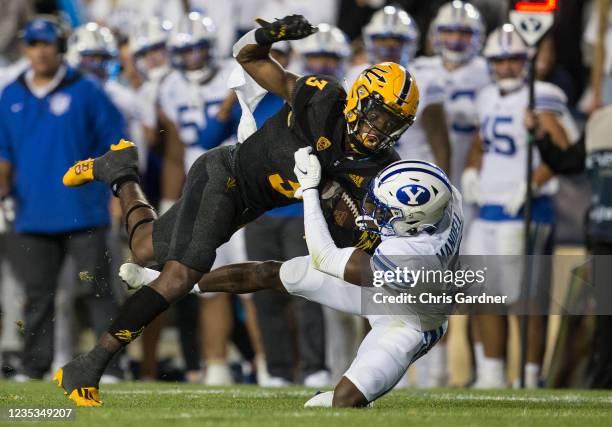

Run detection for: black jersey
[[233, 74, 399, 214]]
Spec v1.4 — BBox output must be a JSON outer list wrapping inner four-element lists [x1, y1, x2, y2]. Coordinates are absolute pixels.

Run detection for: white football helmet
[[360, 160, 452, 236], [363, 5, 419, 66], [129, 17, 172, 81], [168, 12, 217, 82], [431, 0, 484, 65], [66, 22, 116, 78], [483, 24, 530, 93], [292, 23, 350, 78]]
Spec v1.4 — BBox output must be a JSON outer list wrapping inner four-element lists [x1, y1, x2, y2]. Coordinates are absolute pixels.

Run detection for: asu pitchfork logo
[[363, 66, 388, 84]]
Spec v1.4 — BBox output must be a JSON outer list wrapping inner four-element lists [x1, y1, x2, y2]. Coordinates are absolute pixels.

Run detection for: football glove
[[503, 181, 527, 217], [293, 147, 321, 198], [255, 15, 318, 44], [461, 168, 481, 205]]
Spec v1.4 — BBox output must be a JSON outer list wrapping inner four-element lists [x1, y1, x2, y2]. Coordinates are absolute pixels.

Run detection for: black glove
[[254, 15, 318, 44]]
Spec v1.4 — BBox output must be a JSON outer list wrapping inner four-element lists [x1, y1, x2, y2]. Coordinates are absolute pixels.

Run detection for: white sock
[[304, 391, 334, 407], [474, 342, 485, 378], [119, 263, 160, 289], [525, 363, 540, 389], [482, 356, 505, 384]]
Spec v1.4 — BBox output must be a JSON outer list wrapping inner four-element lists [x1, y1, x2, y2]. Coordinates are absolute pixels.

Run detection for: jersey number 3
[[305, 77, 328, 91], [268, 174, 300, 198]]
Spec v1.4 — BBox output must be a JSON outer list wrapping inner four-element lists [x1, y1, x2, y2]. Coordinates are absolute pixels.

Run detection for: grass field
[[0, 380, 611, 426]]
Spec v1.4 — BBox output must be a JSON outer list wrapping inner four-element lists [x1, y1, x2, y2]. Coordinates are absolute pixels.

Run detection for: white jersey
[[426, 56, 490, 187], [159, 60, 235, 172], [105, 80, 147, 172], [345, 59, 446, 162], [476, 81, 579, 206]]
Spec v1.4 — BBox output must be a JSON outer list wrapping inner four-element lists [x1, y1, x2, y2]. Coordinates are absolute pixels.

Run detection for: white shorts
[[344, 316, 446, 402], [279, 255, 447, 402], [464, 219, 552, 304]]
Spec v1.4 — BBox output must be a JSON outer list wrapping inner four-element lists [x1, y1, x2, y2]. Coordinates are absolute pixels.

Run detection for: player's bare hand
[[293, 147, 321, 198], [255, 15, 318, 44], [524, 109, 545, 138]]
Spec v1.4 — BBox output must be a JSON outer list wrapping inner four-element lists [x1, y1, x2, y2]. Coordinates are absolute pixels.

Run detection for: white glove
[[503, 181, 527, 217], [293, 147, 321, 199], [461, 168, 480, 204]]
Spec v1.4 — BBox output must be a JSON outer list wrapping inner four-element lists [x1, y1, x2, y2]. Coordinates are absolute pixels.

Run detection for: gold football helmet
[[344, 62, 419, 153]]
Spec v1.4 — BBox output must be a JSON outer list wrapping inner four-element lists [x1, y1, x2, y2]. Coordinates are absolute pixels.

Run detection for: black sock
[[108, 286, 170, 345], [87, 345, 115, 378]]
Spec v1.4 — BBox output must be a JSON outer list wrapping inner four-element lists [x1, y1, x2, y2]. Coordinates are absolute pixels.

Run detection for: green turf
[[0, 380, 610, 427]]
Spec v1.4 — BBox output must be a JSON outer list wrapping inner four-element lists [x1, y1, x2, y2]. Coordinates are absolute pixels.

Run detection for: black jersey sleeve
[[290, 74, 346, 143]]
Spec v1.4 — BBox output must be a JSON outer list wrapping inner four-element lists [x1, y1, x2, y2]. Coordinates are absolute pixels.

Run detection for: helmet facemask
[[348, 92, 414, 154], [488, 54, 529, 94], [303, 52, 345, 79], [359, 182, 424, 237], [436, 26, 480, 64], [79, 51, 114, 79], [367, 35, 416, 67], [171, 39, 215, 83], [134, 42, 169, 81]]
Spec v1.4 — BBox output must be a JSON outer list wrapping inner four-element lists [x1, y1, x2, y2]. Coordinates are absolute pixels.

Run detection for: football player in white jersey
[[129, 16, 173, 166], [121, 152, 463, 407], [66, 22, 142, 144], [158, 12, 249, 385], [349, 5, 450, 172], [462, 24, 579, 388], [427, 1, 490, 217], [351, 5, 453, 387], [292, 23, 350, 80]]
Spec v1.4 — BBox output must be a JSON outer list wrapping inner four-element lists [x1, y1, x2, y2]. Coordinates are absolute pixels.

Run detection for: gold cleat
[[63, 159, 94, 187], [53, 368, 103, 407], [62, 139, 138, 188]]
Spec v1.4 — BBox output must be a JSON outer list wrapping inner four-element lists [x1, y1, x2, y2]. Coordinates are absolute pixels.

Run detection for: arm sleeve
[[302, 188, 356, 279], [535, 132, 586, 174]]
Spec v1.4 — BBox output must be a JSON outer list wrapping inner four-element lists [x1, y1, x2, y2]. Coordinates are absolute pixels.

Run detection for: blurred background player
[[463, 24, 579, 389], [357, 5, 450, 173], [0, 16, 125, 381], [423, 1, 489, 387], [429, 0, 489, 223]]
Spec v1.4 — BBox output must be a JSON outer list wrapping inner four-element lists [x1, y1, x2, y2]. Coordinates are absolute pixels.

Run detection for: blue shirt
[[252, 93, 303, 217], [0, 67, 125, 233]]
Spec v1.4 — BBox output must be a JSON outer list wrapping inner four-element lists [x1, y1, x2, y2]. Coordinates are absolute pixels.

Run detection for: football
[[320, 180, 361, 229]]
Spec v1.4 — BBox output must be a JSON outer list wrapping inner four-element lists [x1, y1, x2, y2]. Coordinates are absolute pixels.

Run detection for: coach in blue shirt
[[0, 16, 125, 380]]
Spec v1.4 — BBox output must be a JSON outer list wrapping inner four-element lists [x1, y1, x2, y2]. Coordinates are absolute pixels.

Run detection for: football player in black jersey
[[57, 15, 420, 406]]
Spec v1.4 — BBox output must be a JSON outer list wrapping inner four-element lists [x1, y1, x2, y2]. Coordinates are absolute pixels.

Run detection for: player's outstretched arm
[[294, 148, 374, 287], [234, 15, 317, 103]]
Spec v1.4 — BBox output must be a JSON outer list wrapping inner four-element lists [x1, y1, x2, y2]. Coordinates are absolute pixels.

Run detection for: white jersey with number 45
[[476, 81, 579, 206]]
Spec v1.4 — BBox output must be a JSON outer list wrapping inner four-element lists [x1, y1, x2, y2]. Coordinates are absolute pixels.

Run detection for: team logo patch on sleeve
[[316, 136, 332, 151]]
